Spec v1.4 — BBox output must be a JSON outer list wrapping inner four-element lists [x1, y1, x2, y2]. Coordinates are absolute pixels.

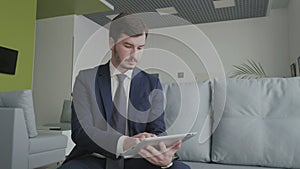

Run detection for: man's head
[[109, 12, 148, 73], [109, 12, 148, 43]]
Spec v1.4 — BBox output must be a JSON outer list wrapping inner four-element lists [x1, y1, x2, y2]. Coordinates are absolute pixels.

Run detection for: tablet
[[123, 132, 197, 158]]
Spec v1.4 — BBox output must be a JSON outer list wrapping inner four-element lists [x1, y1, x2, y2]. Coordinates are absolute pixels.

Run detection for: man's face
[[110, 33, 146, 73]]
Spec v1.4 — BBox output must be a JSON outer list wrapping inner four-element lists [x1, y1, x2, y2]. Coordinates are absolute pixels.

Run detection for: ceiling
[[83, 0, 289, 29], [37, 0, 290, 28]]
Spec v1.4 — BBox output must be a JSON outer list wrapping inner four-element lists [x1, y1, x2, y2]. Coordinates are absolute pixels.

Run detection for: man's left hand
[[138, 140, 182, 167]]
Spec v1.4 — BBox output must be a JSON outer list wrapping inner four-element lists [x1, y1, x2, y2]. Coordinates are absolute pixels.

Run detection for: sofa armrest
[[0, 108, 29, 169]]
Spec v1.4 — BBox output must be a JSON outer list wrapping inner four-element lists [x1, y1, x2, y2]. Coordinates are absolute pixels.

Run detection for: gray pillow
[[164, 80, 212, 162], [211, 78, 300, 168], [0, 90, 38, 138]]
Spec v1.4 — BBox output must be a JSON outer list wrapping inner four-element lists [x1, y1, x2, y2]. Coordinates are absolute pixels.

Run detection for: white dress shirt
[[93, 62, 132, 158], [110, 62, 132, 156]]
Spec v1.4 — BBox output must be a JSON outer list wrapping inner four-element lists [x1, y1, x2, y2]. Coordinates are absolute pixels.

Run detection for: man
[[59, 13, 190, 169]]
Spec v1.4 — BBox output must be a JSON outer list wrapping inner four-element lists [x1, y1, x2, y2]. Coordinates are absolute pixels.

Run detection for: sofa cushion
[[0, 90, 38, 137], [184, 161, 279, 169], [29, 130, 67, 154], [164, 80, 211, 162], [211, 78, 300, 168]]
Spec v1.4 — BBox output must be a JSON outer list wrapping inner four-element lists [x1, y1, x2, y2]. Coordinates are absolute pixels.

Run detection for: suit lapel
[[96, 62, 113, 124], [130, 67, 143, 97], [96, 65, 146, 135], [128, 68, 144, 135]]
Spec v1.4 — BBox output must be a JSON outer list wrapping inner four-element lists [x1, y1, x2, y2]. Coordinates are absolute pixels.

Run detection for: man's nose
[[130, 48, 138, 57]]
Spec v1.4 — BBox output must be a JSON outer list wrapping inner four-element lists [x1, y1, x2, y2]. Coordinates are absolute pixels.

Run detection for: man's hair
[[109, 12, 148, 42]]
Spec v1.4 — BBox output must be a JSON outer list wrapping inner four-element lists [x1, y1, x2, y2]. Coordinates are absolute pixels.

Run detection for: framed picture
[[298, 56, 300, 75], [0, 46, 18, 75], [291, 63, 296, 77]]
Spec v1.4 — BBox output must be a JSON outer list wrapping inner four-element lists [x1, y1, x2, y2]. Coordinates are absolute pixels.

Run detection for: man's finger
[[146, 145, 163, 157], [159, 142, 167, 153], [167, 140, 182, 153], [139, 148, 159, 159], [133, 132, 157, 139]]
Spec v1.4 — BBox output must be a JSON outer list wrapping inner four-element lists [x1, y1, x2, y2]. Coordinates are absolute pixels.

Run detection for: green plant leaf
[[230, 59, 267, 79]]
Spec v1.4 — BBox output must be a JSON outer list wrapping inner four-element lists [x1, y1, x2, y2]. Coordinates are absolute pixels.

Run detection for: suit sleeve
[[71, 71, 122, 159]]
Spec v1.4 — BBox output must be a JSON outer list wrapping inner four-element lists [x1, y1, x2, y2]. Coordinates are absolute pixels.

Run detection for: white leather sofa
[[5, 77, 297, 169], [162, 77, 300, 169], [0, 90, 67, 169]]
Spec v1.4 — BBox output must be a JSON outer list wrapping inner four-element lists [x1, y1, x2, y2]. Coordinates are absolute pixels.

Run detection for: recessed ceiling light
[[106, 14, 118, 20], [213, 0, 235, 9], [156, 7, 178, 15]]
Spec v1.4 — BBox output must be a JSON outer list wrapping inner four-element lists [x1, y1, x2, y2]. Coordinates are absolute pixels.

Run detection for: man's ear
[[109, 37, 115, 50]]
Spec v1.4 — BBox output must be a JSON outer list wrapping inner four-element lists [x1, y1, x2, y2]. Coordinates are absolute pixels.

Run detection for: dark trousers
[[58, 155, 190, 169]]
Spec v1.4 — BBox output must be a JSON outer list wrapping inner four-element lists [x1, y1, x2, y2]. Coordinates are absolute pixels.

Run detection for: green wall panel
[[0, 0, 37, 91], [37, 0, 112, 19]]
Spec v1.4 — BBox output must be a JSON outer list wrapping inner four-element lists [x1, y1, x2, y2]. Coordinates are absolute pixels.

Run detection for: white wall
[[198, 8, 290, 78], [288, 0, 300, 76], [34, 7, 292, 125], [74, 8, 290, 84], [73, 15, 107, 87], [141, 26, 222, 83], [33, 15, 74, 126], [142, 8, 290, 82], [73, 17, 214, 83], [73, 16, 203, 83]]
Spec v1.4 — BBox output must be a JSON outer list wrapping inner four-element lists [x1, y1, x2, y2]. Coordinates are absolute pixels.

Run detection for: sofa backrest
[[163, 77, 300, 168], [163, 80, 212, 162], [0, 90, 38, 138], [211, 77, 300, 168]]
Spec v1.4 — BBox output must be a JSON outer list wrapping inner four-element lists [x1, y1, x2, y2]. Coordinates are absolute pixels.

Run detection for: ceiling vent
[[213, 0, 236, 8], [156, 7, 178, 15], [106, 14, 118, 20]]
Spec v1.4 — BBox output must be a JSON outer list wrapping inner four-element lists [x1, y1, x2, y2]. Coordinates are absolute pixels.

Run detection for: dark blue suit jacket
[[65, 62, 166, 162]]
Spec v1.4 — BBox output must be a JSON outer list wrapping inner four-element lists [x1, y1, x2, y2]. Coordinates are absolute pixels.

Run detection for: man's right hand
[[123, 137, 140, 152], [133, 132, 157, 139], [123, 132, 157, 151]]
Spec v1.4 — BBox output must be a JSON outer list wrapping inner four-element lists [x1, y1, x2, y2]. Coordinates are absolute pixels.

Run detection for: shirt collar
[[109, 61, 133, 79]]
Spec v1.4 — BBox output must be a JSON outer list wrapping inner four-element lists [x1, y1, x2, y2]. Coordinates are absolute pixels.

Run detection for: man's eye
[[138, 47, 144, 50], [124, 45, 132, 48]]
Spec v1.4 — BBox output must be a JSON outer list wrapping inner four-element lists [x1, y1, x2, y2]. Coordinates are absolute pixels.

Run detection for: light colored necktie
[[106, 74, 127, 169], [111, 74, 127, 135]]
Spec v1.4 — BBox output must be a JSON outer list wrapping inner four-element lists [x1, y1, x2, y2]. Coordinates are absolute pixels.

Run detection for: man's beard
[[113, 46, 137, 70]]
